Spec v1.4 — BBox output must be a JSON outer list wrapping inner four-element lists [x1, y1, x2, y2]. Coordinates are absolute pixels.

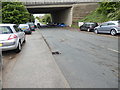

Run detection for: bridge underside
[[27, 5, 73, 26], [26, 3, 98, 26]]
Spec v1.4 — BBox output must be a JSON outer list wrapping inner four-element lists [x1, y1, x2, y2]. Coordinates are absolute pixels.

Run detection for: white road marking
[[100, 45, 119, 53], [107, 48, 120, 53]]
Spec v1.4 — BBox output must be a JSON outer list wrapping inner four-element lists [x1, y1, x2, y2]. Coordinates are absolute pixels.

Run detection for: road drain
[[52, 51, 61, 55]]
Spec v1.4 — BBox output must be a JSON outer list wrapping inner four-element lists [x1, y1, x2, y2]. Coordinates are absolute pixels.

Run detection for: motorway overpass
[[21, 1, 99, 26]]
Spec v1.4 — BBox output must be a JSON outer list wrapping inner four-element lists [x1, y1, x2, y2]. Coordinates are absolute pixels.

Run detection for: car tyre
[[110, 29, 117, 36], [15, 41, 22, 53], [94, 29, 99, 34], [80, 28, 82, 31], [23, 39, 26, 43]]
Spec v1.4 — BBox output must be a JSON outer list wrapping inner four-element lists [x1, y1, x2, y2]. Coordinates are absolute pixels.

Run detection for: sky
[[33, 14, 45, 17]]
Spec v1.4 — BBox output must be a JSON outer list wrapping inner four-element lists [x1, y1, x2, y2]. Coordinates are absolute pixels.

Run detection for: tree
[[96, 1, 120, 20], [2, 1, 30, 24], [41, 14, 52, 24], [29, 14, 35, 23], [0, 1, 2, 23]]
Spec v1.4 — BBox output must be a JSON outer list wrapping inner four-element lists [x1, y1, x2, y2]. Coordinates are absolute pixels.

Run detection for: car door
[[19, 29, 25, 43], [107, 23, 116, 33], [98, 23, 108, 33], [13, 25, 25, 44], [80, 24, 86, 30]]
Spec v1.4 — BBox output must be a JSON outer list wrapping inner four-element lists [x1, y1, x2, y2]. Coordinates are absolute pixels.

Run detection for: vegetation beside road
[[35, 14, 52, 24], [79, 2, 120, 23], [2, 2, 34, 24]]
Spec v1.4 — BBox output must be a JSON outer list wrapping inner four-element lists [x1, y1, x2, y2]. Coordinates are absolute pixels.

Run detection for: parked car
[[37, 23, 41, 28], [0, 24, 26, 52], [19, 24, 32, 34], [26, 22, 35, 31], [80, 22, 98, 32], [0, 45, 2, 69], [94, 21, 120, 36], [47, 22, 56, 27], [58, 23, 67, 27]]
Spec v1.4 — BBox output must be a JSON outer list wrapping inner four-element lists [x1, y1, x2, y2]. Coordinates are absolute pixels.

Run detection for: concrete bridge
[[20, 0, 99, 26]]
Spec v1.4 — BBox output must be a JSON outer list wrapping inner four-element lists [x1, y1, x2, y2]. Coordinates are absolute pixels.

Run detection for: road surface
[[2, 27, 119, 88], [40, 27, 118, 88]]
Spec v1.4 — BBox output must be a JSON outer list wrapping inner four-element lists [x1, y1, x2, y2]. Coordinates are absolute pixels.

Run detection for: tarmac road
[[40, 27, 118, 88]]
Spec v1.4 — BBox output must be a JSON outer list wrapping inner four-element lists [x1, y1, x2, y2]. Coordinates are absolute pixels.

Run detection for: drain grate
[[52, 51, 61, 55]]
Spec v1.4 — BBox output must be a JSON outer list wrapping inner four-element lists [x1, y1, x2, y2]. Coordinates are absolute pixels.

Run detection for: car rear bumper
[[1, 44, 17, 51], [117, 30, 120, 33], [0, 39, 18, 51]]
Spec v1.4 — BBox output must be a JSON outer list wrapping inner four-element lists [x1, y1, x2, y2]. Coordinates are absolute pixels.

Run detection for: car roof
[[0, 24, 16, 27], [105, 21, 119, 25], [84, 22, 97, 24], [19, 24, 29, 26], [26, 22, 34, 24], [107, 21, 118, 23]]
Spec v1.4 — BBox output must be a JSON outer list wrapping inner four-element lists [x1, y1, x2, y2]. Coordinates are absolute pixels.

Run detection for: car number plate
[[22, 28, 26, 30], [0, 43, 2, 47]]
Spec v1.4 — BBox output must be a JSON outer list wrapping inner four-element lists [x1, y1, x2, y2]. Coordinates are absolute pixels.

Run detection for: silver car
[[94, 21, 120, 36], [0, 24, 26, 52]]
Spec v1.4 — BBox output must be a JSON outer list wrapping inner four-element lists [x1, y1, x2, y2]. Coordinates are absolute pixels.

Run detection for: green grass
[[71, 24, 79, 29], [78, 11, 110, 23]]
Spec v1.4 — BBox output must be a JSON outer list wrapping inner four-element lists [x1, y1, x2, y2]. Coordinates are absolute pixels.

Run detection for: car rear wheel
[[15, 41, 22, 53], [23, 39, 26, 43], [110, 29, 117, 36], [94, 29, 99, 34]]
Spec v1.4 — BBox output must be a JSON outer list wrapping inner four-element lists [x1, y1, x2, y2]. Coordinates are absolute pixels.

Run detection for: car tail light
[[8, 34, 17, 40], [28, 28, 30, 30], [32, 26, 34, 28]]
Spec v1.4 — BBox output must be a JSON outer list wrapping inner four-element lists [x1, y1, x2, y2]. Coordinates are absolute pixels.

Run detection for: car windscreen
[[87, 24, 97, 27], [0, 26, 13, 34], [29, 24, 34, 27]]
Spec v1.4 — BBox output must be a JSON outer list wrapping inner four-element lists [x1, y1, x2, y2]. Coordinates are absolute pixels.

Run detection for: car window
[[101, 23, 108, 26], [0, 26, 13, 34], [13, 25, 20, 32], [86, 24, 91, 27], [107, 23, 115, 25], [29, 24, 34, 27], [82, 24, 86, 27]]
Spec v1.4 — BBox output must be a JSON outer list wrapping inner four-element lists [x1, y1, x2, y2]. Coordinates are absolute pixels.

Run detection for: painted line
[[107, 48, 120, 53]]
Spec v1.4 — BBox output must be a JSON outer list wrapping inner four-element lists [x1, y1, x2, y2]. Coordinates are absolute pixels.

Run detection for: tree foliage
[[79, 1, 120, 22], [96, 2, 120, 20], [2, 2, 32, 24], [41, 14, 52, 24], [0, 1, 2, 23], [29, 14, 35, 23]]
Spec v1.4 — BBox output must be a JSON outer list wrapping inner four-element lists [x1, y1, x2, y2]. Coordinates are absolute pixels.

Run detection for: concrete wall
[[51, 7, 73, 26], [72, 3, 99, 25]]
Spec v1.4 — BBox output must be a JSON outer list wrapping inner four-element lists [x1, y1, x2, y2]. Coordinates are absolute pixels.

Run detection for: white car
[[0, 24, 26, 52]]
